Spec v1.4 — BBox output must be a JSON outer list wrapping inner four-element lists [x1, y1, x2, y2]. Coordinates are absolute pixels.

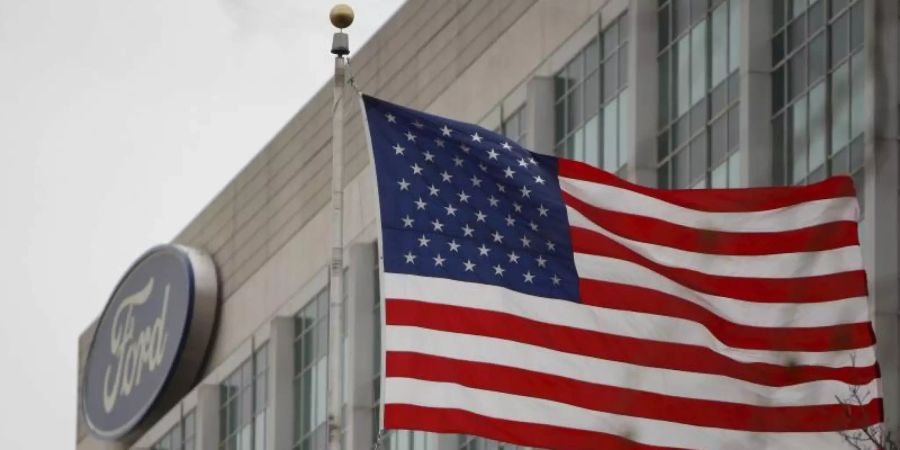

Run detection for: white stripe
[[386, 325, 880, 407], [385, 378, 861, 449], [560, 176, 859, 233], [566, 205, 863, 278], [573, 254, 870, 328], [384, 274, 877, 368]]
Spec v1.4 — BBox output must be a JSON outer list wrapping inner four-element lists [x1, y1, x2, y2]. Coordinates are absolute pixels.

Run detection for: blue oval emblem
[[81, 245, 217, 440]]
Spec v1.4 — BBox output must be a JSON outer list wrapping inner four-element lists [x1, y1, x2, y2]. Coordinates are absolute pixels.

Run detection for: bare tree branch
[[836, 355, 897, 449]]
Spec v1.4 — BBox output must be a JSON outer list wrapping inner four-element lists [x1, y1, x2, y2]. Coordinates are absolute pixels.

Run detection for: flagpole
[[327, 4, 353, 450]]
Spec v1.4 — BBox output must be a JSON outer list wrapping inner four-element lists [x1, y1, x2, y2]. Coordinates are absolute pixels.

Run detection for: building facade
[[76, 1, 900, 449]]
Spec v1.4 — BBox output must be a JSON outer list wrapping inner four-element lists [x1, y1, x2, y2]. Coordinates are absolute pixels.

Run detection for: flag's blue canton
[[364, 96, 580, 302]]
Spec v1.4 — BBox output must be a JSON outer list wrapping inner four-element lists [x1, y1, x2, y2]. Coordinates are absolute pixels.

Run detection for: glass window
[[458, 435, 523, 450], [690, 21, 707, 106], [152, 411, 196, 450], [555, 13, 629, 173], [658, 0, 741, 189], [379, 430, 434, 450], [293, 290, 329, 450], [711, 3, 728, 87], [220, 346, 269, 450], [771, 0, 865, 189], [500, 106, 527, 146]]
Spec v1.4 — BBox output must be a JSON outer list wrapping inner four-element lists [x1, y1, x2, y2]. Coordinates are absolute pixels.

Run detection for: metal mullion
[[703, 5, 714, 185]]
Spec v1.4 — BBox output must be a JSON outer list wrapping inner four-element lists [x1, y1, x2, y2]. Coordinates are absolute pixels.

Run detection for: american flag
[[361, 95, 881, 449]]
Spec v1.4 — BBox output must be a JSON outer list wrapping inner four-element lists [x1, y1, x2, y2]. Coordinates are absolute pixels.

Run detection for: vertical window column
[[152, 411, 196, 450], [219, 346, 269, 450], [293, 290, 329, 450], [500, 106, 528, 146], [771, 0, 865, 194], [554, 13, 630, 174], [457, 435, 522, 450], [657, 0, 741, 189]]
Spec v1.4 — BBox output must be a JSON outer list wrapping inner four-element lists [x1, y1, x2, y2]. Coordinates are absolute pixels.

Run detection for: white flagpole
[[327, 4, 353, 450]]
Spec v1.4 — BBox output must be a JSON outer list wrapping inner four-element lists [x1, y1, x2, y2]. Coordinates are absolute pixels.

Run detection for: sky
[[0, 0, 403, 447]]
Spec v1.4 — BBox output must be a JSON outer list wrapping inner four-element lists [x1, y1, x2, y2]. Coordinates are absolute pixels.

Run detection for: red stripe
[[384, 404, 678, 450], [387, 352, 883, 432], [579, 279, 875, 352], [558, 158, 857, 212], [570, 226, 868, 303], [385, 299, 879, 386], [563, 191, 860, 255]]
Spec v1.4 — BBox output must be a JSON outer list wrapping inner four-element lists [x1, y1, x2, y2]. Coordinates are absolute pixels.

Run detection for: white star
[[536, 255, 547, 268], [492, 231, 504, 243], [413, 120, 425, 129], [405, 131, 417, 142], [546, 241, 556, 252], [528, 157, 538, 165], [523, 271, 535, 283], [414, 197, 427, 210], [471, 132, 483, 142], [493, 265, 505, 276], [479, 163, 488, 172], [520, 235, 532, 248], [423, 151, 435, 163], [428, 184, 440, 197], [475, 210, 487, 222], [504, 167, 516, 179], [517, 158, 528, 168], [470, 175, 482, 187], [461, 144, 471, 153], [529, 221, 539, 232], [462, 224, 475, 237], [385, 113, 396, 123], [507, 252, 520, 264], [487, 149, 499, 160], [448, 240, 461, 252], [513, 202, 522, 212], [418, 234, 430, 247], [403, 252, 416, 264], [497, 184, 506, 193], [501, 142, 512, 151], [457, 191, 471, 203], [487, 195, 499, 207], [453, 156, 464, 167], [520, 185, 532, 198], [533, 175, 546, 185], [397, 178, 410, 191], [440, 171, 453, 183], [435, 138, 445, 148], [504, 214, 515, 227], [478, 244, 490, 257], [444, 204, 457, 216], [537, 204, 549, 217], [440, 125, 452, 137], [411, 163, 423, 175], [463, 259, 476, 272], [393, 143, 405, 155], [551, 274, 561, 285], [431, 219, 444, 232], [401, 215, 414, 228], [433, 254, 446, 267]]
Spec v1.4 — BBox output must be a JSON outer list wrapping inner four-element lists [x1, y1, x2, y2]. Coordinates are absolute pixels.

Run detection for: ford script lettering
[[102, 278, 169, 413], [82, 245, 217, 441]]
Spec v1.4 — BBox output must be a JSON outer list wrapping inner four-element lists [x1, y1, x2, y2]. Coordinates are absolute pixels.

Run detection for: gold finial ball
[[330, 4, 354, 29]]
